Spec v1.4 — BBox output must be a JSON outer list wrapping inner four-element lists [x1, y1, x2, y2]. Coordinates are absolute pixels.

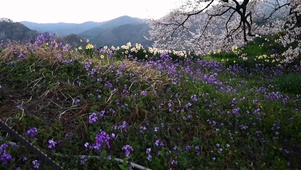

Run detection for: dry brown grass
[[0, 42, 171, 98], [0, 43, 74, 64], [112, 59, 171, 94]]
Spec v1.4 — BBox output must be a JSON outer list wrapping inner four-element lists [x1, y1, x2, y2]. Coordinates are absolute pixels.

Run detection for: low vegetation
[[0, 33, 300, 169]]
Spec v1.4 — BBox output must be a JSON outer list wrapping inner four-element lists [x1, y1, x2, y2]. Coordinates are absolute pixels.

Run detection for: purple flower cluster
[[89, 112, 98, 124], [32, 160, 40, 169], [48, 139, 57, 149], [0, 144, 12, 164], [122, 145, 134, 157], [62, 59, 74, 65], [80, 155, 87, 165], [171, 159, 178, 165], [190, 94, 198, 102], [17, 53, 25, 59], [160, 52, 172, 61], [85, 130, 111, 152], [34, 33, 56, 47], [155, 139, 164, 147], [203, 74, 218, 84], [146, 148, 152, 161], [26, 127, 38, 138], [95, 130, 111, 149], [83, 61, 92, 70], [216, 143, 223, 153]]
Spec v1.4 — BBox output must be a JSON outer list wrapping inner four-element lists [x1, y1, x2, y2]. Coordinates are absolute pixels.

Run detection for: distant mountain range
[[0, 19, 85, 47], [0, 16, 152, 47], [20, 15, 152, 47]]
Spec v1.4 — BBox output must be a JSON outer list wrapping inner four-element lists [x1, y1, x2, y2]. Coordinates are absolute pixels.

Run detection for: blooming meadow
[[0, 33, 301, 169]]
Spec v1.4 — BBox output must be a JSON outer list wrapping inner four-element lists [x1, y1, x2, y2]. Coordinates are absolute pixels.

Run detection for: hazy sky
[[1, 0, 184, 23]]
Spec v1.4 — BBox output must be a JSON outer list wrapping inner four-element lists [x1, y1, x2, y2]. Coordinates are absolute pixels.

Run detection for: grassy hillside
[[0, 33, 300, 169]]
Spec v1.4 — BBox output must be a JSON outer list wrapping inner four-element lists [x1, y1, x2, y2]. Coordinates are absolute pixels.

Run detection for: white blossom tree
[[149, 0, 301, 61]]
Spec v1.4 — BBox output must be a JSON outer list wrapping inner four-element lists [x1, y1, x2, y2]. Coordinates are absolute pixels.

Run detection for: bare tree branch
[[259, 2, 290, 26]]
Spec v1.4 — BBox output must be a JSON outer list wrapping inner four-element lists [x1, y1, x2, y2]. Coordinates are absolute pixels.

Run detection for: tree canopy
[[149, 0, 301, 62]]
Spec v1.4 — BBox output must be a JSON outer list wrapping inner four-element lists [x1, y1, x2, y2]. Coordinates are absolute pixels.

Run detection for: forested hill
[[0, 19, 38, 42]]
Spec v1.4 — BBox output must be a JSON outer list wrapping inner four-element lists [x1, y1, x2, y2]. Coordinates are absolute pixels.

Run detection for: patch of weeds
[[206, 51, 237, 62], [274, 73, 301, 94]]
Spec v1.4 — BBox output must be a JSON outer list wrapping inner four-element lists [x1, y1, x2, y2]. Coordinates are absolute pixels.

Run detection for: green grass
[[274, 73, 301, 94], [0, 34, 301, 169]]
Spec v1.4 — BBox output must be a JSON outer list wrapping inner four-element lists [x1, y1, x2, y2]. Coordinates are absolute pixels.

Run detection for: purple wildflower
[[115, 121, 127, 131], [116, 70, 123, 76], [186, 145, 192, 150], [98, 110, 105, 117], [89, 112, 98, 124], [17, 53, 25, 59], [155, 139, 164, 147], [0, 152, 12, 164], [146, 148, 152, 161], [185, 102, 192, 108], [83, 61, 92, 71], [48, 139, 57, 149], [147, 154, 152, 161], [16, 105, 21, 110], [84, 142, 89, 148], [160, 52, 170, 60], [80, 155, 87, 165], [97, 78, 103, 82], [13, 49, 19, 55], [231, 98, 237, 106], [191, 94, 198, 102], [173, 146, 178, 150], [65, 133, 69, 138], [168, 100, 172, 108], [95, 130, 111, 150], [32, 160, 40, 169], [203, 74, 217, 84], [0, 143, 8, 152], [140, 126, 147, 132], [232, 107, 240, 114], [141, 90, 147, 96], [122, 145, 134, 157], [75, 99, 81, 103], [171, 159, 178, 165], [104, 81, 113, 88], [26, 127, 38, 138], [146, 148, 151, 154]]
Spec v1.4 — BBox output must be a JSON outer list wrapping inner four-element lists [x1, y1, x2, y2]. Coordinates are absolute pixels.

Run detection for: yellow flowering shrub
[[86, 43, 94, 50]]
